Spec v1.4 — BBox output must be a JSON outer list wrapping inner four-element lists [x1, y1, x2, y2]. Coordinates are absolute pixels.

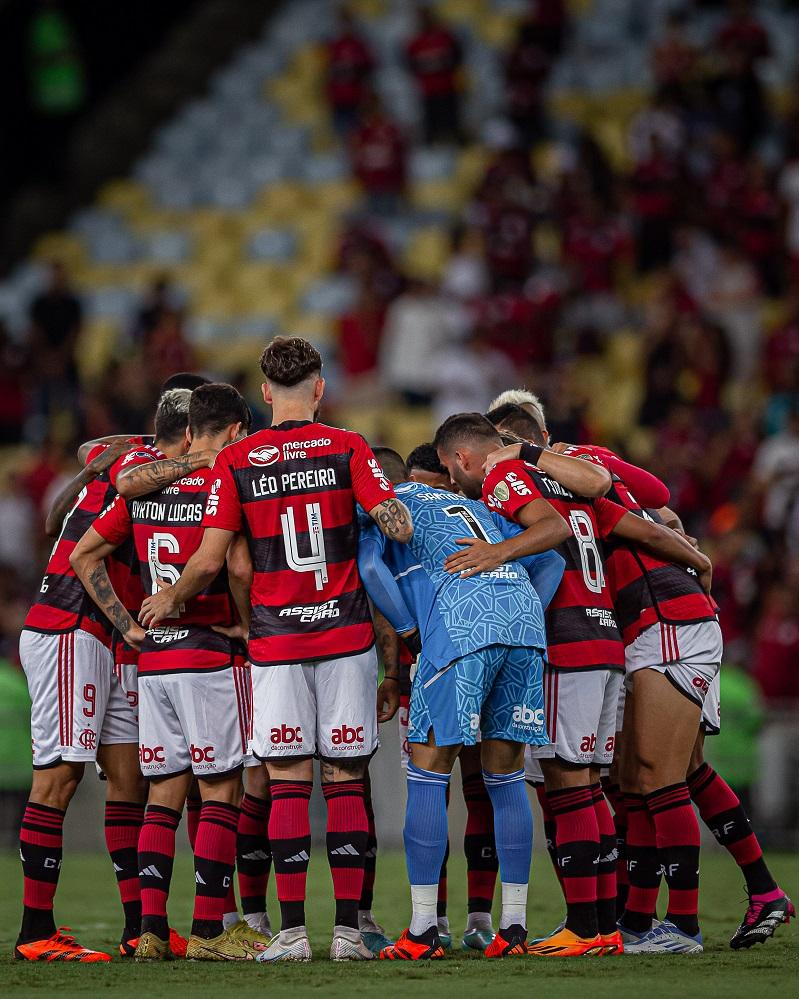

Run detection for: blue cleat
[[623, 920, 703, 954]]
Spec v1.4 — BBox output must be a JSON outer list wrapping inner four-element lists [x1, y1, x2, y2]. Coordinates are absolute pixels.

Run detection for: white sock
[[437, 915, 450, 934], [466, 911, 493, 932], [243, 911, 268, 931], [222, 911, 240, 930], [500, 882, 528, 931], [409, 885, 438, 936]]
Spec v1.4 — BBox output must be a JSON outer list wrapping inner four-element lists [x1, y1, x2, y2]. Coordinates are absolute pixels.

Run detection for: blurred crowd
[[2, 0, 799, 736]]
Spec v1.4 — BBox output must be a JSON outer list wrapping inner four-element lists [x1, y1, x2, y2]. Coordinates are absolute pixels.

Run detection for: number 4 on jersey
[[281, 502, 329, 591]]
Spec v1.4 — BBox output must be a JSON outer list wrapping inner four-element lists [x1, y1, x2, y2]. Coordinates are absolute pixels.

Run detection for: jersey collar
[[271, 419, 314, 431]]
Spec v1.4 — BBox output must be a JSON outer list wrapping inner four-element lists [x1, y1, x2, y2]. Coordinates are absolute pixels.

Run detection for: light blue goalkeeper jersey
[[358, 481, 562, 667]]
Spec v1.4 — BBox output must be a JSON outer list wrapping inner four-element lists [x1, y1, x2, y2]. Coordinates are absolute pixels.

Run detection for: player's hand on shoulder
[[550, 442, 571, 454], [483, 443, 521, 475], [139, 579, 177, 628], [444, 537, 505, 578], [88, 439, 134, 475]]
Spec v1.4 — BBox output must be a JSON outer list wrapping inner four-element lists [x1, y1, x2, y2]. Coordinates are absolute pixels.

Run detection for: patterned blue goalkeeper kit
[[359, 481, 552, 747]]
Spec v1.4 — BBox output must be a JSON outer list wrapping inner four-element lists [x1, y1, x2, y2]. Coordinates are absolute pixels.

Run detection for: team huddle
[[15, 336, 793, 964]]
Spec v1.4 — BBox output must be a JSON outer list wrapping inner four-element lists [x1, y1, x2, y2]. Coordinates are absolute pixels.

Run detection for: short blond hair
[[488, 389, 546, 430]]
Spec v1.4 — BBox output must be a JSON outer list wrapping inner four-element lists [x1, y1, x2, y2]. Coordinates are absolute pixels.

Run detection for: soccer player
[[71, 383, 266, 961], [138, 337, 413, 963], [434, 413, 713, 957], [490, 431, 794, 950], [359, 447, 566, 960], [15, 390, 191, 962]]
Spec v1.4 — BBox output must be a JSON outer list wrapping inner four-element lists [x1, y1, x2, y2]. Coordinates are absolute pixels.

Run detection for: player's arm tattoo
[[373, 608, 401, 678], [45, 441, 131, 537], [370, 498, 413, 544], [116, 451, 214, 499], [86, 563, 137, 637]]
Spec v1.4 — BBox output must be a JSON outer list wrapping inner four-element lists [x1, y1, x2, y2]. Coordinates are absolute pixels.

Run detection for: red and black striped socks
[[192, 800, 239, 939], [237, 792, 272, 918], [646, 783, 700, 937], [622, 793, 660, 933], [600, 778, 629, 916], [546, 785, 600, 938], [139, 804, 181, 939], [105, 800, 144, 938], [18, 801, 63, 943], [462, 773, 498, 915], [688, 763, 777, 897], [359, 785, 377, 913], [591, 784, 618, 935], [269, 779, 312, 930], [323, 779, 368, 929]]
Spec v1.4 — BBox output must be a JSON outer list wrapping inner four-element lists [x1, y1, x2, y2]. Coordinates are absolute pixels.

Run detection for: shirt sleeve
[[349, 433, 397, 511], [93, 494, 132, 545], [483, 464, 545, 519], [108, 447, 157, 489], [85, 443, 107, 465], [592, 496, 629, 538], [201, 455, 241, 532]]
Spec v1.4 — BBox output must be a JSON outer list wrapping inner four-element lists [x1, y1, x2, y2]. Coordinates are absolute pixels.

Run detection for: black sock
[[191, 918, 223, 940]]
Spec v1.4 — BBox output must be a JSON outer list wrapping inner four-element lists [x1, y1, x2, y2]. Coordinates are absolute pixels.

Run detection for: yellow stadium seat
[[476, 11, 517, 48], [402, 228, 451, 281], [97, 178, 151, 217], [375, 405, 434, 455], [438, 0, 488, 27], [32, 232, 86, 269], [283, 312, 334, 343], [410, 177, 469, 214], [76, 317, 120, 383]]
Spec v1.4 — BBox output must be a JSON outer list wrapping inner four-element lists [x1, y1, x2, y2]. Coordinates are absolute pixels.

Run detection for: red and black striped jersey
[[94, 466, 237, 668], [561, 445, 717, 645], [204, 420, 395, 666], [23, 440, 163, 648], [483, 460, 626, 672]]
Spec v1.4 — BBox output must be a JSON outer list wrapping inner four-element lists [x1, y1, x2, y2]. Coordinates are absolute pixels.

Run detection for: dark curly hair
[[260, 336, 322, 387]]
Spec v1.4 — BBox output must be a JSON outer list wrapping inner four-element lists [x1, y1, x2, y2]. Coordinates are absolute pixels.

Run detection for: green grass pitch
[[1, 849, 796, 999]]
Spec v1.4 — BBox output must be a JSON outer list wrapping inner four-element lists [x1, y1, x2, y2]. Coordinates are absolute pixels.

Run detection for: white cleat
[[623, 920, 703, 955], [255, 927, 312, 963], [330, 925, 376, 961]]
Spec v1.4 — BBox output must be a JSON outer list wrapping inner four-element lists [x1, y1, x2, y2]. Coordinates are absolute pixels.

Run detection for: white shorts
[[20, 628, 136, 768], [251, 648, 378, 760], [138, 663, 252, 778], [525, 666, 623, 777], [625, 620, 723, 709], [700, 671, 721, 735], [616, 681, 627, 733]]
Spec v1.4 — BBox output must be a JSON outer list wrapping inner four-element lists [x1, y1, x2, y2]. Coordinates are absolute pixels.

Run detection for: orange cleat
[[484, 924, 528, 958], [379, 928, 445, 960], [15, 927, 111, 962], [527, 927, 604, 957], [120, 926, 187, 959], [597, 930, 624, 956]]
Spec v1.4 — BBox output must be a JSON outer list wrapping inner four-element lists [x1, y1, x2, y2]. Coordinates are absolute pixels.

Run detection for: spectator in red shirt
[[562, 195, 630, 295], [628, 133, 682, 272], [349, 93, 406, 215], [734, 156, 785, 297], [716, 0, 770, 69], [325, 8, 375, 137], [753, 581, 799, 705], [405, 5, 463, 145], [337, 284, 386, 382]]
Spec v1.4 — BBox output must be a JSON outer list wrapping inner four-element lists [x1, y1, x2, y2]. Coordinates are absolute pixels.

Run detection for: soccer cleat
[[243, 912, 272, 939], [597, 930, 624, 956], [185, 926, 265, 961], [527, 927, 604, 957], [623, 920, 703, 954], [730, 892, 795, 950], [330, 925, 376, 961], [223, 918, 271, 952], [255, 927, 312, 963], [121, 926, 187, 959], [360, 921, 394, 955], [15, 927, 111, 963], [379, 927, 445, 960], [134, 930, 173, 961], [617, 921, 655, 947], [462, 927, 495, 952], [483, 924, 527, 958], [528, 920, 565, 944]]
